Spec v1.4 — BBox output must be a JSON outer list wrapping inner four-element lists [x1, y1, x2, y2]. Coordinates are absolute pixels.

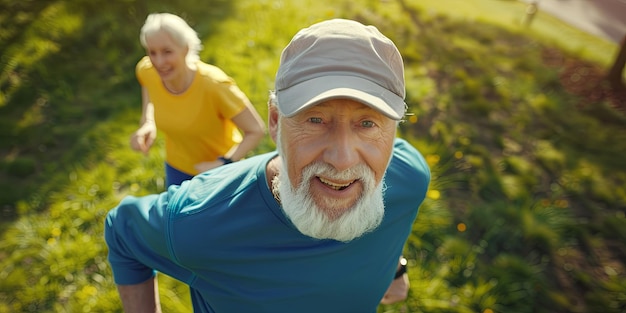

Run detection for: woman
[[130, 13, 266, 187]]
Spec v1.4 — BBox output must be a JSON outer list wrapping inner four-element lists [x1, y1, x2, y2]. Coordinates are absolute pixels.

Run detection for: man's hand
[[380, 272, 410, 304], [381, 257, 410, 304]]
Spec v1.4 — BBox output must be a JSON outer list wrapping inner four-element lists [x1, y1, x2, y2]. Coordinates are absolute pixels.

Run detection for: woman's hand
[[130, 122, 157, 155]]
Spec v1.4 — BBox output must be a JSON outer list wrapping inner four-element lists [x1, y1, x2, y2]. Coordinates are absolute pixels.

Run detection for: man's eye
[[309, 117, 323, 124], [361, 120, 375, 128]]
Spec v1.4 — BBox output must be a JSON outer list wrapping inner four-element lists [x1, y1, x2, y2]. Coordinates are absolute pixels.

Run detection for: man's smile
[[317, 176, 355, 191]]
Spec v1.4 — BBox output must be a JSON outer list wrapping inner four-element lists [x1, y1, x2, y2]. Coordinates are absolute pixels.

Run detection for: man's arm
[[117, 276, 162, 313], [104, 194, 175, 312]]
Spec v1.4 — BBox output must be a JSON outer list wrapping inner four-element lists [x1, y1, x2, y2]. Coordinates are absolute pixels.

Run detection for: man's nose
[[323, 125, 360, 172]]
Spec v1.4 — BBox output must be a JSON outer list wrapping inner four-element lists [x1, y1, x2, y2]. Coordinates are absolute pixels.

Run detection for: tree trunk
[[608, 34, 626, 88]]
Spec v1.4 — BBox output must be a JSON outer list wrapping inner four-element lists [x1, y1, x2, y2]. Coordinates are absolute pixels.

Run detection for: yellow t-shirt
[[136, 56, 245, 175]]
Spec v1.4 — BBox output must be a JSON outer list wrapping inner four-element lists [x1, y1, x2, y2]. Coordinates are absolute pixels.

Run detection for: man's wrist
[[394, 257, 408, 279]]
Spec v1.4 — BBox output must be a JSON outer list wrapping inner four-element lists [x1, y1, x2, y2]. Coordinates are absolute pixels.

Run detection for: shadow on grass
[[0, 0, 235, 234]]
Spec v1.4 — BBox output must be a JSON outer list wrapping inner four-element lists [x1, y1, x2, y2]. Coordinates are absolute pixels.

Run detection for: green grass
[[1, 0, 625, 312]]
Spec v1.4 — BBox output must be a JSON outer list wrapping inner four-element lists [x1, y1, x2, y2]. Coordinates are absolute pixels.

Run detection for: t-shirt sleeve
[[391, 138, 431, 199], [104, 191, 191, 285], [135, 56, 152, 87], [213, 79, 250, 119]]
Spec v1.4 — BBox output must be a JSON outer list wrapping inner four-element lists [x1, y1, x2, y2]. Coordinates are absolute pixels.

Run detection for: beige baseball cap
[[275, 19, 406, 120]]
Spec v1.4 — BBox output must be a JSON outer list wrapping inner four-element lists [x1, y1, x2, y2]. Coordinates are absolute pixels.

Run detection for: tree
[[606, 33, 626, 110], [608, 34, 626, 88]]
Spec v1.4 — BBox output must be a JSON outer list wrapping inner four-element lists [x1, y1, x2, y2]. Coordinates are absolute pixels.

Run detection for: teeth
[[319, 177, 352, 190]]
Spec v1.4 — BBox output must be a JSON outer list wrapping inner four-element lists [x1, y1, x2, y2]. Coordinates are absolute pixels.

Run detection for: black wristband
[[394, 257, 408, 279], [218, 156, 233, 164]]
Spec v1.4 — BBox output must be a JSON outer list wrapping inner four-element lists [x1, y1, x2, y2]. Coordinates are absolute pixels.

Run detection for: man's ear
[[268, 104, 279, 143]]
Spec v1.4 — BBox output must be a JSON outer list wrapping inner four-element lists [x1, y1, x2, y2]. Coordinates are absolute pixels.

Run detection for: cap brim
[[277, 75, 405, 120]]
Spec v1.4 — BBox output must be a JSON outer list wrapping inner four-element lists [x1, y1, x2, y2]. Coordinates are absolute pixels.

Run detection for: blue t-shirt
[[105, 138, 430, 313]]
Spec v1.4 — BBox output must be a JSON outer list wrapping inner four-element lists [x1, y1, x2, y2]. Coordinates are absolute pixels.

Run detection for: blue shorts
[[165, 162, 193, 187]]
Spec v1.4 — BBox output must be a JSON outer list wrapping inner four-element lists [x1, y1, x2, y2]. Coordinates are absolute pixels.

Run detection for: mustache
[[299, 162, 375, 188]]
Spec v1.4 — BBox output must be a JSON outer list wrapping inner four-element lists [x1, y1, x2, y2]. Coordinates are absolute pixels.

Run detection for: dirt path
[[522, 0, 626, 44]]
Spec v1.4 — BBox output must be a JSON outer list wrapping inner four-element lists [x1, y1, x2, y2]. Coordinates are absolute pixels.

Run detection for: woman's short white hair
[[139, 13, 203, 69]]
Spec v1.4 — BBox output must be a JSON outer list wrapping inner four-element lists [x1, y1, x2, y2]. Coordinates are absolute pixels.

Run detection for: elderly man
[[105, 18, 430, 312]]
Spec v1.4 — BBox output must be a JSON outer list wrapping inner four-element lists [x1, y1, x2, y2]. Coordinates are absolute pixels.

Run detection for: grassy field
[[1, 0, 625, 312]]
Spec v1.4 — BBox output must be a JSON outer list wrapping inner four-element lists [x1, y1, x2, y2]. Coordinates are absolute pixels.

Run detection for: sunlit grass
[[405, 0, 617, 65]]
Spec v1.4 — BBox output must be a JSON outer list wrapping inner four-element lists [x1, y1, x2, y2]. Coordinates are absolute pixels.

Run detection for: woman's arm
[[130, 87, 157, 155], [138, 87, 155, 125], [223, 105, 266, 161], [194, 103, 266, 173]]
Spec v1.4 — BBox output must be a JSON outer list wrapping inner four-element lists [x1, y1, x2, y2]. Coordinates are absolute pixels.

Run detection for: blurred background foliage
[[0, 0, 625, 312]]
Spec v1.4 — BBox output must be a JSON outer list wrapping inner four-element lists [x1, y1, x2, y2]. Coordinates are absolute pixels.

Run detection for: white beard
[[273, 125, 386, 242]]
